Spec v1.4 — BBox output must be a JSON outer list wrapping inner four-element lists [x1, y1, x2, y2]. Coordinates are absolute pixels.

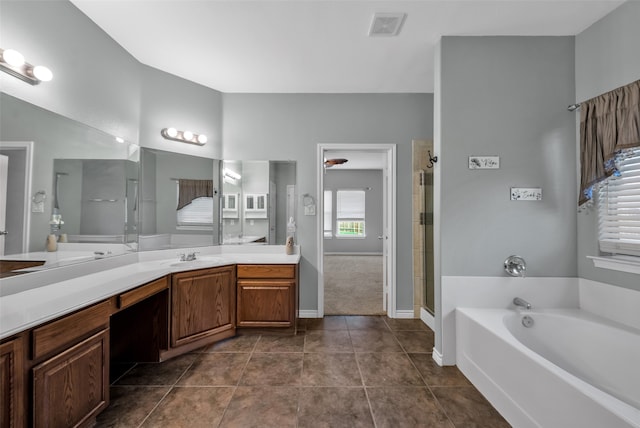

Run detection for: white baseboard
[[394, 310, 414, 319], [432, 348, 444, 366], [298, 310, 320, 318], [420, 307, 435, 330]]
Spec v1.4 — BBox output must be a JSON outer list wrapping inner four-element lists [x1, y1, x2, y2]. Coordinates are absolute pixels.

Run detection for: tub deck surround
[[0, 245, 300, 340], [456, 308, 640, 428], [439, 276, 580, 365]]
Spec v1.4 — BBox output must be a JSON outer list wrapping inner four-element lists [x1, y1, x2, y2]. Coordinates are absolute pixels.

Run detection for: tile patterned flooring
[[97, 316, 510, 427]]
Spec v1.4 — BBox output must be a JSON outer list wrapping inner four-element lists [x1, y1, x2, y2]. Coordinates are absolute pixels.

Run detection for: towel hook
[[427, 150, 438, 168]]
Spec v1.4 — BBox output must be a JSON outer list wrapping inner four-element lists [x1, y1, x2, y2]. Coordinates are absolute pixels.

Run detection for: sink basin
[[168, 257, 226, 269]]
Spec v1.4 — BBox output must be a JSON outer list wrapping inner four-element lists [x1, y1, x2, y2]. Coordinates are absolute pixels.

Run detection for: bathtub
[[456, 307, 640, 428]]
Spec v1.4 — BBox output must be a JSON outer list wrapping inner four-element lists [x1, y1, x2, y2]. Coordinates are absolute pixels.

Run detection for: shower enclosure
[[412, 140, 435, 316]]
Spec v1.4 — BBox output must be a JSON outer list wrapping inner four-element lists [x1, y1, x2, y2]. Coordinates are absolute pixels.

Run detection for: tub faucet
[[513, 297, 532, 310]]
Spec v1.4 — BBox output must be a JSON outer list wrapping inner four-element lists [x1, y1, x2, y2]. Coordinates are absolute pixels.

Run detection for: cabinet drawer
[[118, 276, 168, 310], [237, 279, 296, 327], [237, 264, 296, 279], [32, 300, 110, 360]]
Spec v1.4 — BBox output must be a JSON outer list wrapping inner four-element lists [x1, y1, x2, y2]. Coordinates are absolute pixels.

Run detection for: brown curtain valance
[[579, 79, 640, 205], [177, 179, 213, 210]]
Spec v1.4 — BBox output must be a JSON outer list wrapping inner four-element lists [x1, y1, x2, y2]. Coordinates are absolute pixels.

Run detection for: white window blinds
[[337, 190, 365, 219], [177, 196, 214, 226], [598, 149, 640, 257]]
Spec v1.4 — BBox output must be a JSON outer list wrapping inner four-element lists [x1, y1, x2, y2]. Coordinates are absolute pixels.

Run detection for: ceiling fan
[[324, 158, 348, 168]]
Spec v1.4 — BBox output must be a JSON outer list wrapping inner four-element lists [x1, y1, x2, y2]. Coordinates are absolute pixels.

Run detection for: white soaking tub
[[456, 307, 640, 428]]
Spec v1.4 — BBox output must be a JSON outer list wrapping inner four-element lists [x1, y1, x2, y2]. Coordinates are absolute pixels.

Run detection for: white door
[[381, 156, 389, 312], [0, 154, 8, 256]]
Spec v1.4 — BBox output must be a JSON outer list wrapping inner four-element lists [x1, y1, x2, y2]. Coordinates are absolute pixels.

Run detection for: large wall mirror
[[222, 160, 296, 245], [0, 93, 139, 269], [138, 148, 220, 250], [0, 93, 297, 275]]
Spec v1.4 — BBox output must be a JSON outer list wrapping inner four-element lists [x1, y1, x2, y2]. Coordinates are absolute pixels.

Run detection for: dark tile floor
[[97, 316, 510, 427]]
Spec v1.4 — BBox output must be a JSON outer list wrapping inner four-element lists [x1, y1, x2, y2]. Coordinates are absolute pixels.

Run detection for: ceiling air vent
[[368, 13, 406, 37]]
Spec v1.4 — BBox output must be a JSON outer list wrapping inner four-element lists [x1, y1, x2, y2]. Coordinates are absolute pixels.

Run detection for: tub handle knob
[[504, 255, 526, 278]]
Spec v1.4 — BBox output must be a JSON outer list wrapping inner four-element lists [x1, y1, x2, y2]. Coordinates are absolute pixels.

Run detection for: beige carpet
[[323, 255, 385, 315]]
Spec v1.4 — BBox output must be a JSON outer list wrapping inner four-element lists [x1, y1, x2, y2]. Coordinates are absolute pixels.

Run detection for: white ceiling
[[71, 0, 623, 94]]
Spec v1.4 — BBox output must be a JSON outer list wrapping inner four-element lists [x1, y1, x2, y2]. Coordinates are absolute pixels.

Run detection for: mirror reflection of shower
[[51, 171, 68, 238]]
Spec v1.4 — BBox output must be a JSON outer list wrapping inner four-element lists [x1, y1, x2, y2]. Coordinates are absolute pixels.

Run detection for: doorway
[[0, 141, 33, 255], [317, 144, 396, 318]]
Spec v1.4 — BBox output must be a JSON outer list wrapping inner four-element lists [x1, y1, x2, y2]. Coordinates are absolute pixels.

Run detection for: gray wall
[[139, 65, 223, 158], [324, 170, 384, 254], [0, 0, 141, 143], [223, 93, 434, 312], [575, 0, 640, 291], [439, 36, 577, 278]]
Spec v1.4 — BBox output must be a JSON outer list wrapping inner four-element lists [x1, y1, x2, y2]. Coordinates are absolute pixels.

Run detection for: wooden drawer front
[[118, 276, 168, 310], [237, 280, 295, 327], [237, 264, 295, 279], [33, 329, 109, 428], [32, 301, 110, 360]]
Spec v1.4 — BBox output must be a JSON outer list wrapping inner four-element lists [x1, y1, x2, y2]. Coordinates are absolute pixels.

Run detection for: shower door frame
[[316, 143, 397, 318]]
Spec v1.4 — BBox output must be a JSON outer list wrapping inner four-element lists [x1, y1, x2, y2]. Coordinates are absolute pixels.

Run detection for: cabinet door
[[171, 266, 235, 347], [33, 329, 109, 428], [0, 338, 24, 428], [237, 279, 296, 327]]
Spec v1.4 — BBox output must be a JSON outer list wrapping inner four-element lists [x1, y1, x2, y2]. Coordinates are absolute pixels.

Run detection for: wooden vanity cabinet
[[0, 336, 25, 427], [236, 264, 298, 329], [170, 265, 236, 348], [30, 300, 110, 428], [32, 330, 109, 428]]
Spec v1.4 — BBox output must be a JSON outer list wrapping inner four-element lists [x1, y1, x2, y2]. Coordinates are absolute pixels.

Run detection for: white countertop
[[0, 246, 300, 340]]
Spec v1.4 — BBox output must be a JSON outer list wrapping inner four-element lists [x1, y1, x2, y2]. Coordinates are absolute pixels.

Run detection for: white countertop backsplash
[[0, 245, 300, 340]]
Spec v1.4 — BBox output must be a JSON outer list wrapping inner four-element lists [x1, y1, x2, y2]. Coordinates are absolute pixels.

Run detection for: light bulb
[[2, 49, 25, 67], [166, 127, 178, 138], [32, 65, 53, 82], [182, 130, 194, 141], [197, 134, 208, 144], [115, 137, 125, 144]]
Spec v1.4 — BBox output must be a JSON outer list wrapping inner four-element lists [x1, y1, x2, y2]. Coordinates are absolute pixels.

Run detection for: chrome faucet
[[178, 252, 198, 262], [513, 297, 532, 310]]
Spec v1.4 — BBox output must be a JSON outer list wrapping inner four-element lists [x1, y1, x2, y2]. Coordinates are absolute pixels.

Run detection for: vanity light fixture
[[161, 127, 207, 146], [223, 168, 241, 181], [0, 48, 53, 85]]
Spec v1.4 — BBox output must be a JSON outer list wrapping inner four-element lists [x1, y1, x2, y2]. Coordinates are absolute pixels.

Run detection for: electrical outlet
[[305, 205, 316, 216]]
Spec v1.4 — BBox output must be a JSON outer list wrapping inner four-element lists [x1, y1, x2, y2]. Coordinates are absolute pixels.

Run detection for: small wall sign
[[469, 156, 500, 169], [510, 187, 542, 201]]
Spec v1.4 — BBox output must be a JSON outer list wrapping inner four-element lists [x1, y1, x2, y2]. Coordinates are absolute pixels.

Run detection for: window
[[597, 149, 640, 257], [324, 190, 332, 238], [177, 196, 214, 227], [336, 190, 365, 238]]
